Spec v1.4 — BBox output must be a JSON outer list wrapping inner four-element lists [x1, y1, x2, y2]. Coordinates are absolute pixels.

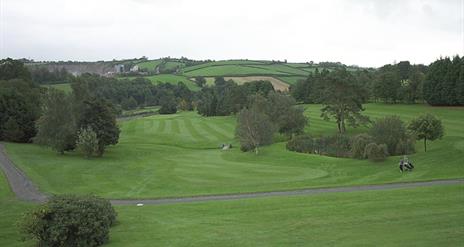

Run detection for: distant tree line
[[423, 56, 464, 106], [72, 74, 194, 113], [29, 66, 74, 85], [196, 77, 274, 116], [0, 59, 120, 157], [290, 56, 463, 106]]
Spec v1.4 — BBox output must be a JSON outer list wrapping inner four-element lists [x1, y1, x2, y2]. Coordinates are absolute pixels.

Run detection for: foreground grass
[[4, 104, 464, 199], [1, 164, 462, 247], [109, 184, 464, 246], [0, 171, 34, 247]]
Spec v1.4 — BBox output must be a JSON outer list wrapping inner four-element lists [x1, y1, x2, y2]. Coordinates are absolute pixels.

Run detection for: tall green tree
[[374, 70, 401, 103], [0, 79, 41, 142], [424, 56, 463, 106], [265, 92, 307, 136], [0, 58, 31, 81], [77, 99, 120, 156], [408, 113, 444, 152], [35, 89, 76, 154], [320, 69, 370, 133], [236, 107, 275, 154]]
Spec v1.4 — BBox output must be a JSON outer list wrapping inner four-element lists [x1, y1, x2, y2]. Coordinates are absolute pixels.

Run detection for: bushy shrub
[[395, 137, 416, 155], [364, 143, 388, 162], [286, 134, 314, 153], [351, 133, 374, 159], [369, 116, 415, 155], [76, 127, 98, 158], [314, 134, 351, 157], [19, 195, 117, 247]]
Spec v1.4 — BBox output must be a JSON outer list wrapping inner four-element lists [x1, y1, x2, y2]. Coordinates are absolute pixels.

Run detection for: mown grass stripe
[[182, 117, 209, 142], [157, 119, 166, 133], [170, 119, 181, 134], [200, 121, 230, 141]]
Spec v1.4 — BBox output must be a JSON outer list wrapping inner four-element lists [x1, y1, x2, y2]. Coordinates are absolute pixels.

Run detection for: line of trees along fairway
[[29, 66, 74, 85]]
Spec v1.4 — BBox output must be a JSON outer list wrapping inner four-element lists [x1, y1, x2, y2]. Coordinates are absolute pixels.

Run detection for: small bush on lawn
[[314, 134, 351, 158], [395, 137, 416, 155], [369, 115, 415, 155], [19, 195, 117, 247], [364, 143, 388, 162], [286, 134, 314, 153], [287, 134, 351, 158], [351, 133, 374, 159]]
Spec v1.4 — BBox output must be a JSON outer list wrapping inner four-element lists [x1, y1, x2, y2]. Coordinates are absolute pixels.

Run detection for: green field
[[1, 170, 462, 246], [108, 184, 464, 246], [135, 59, 163, 71], [182, 60, 267, 72], [183, 65, 290, 77], [1, 103, 463, 246], [4, 104, 464, 199]]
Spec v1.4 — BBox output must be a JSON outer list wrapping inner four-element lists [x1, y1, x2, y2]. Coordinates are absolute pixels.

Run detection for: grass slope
[[4, 104, 464, 199], [183, 65, 289, 77], [135, 60, 162, 71], [108, 184, 464, 246]]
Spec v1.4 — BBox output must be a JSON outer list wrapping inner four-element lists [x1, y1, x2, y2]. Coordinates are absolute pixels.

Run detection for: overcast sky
[[1, 0, 462, 67]]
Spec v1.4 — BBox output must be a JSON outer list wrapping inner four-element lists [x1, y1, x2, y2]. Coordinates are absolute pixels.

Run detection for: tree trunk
[[255, 146, 259, 155], [424, 137, 427, 152]]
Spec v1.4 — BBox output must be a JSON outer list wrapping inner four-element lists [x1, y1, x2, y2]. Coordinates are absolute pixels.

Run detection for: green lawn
[[2, 168, 462, 246], [0, 170, 35, 247], [108, 184, 464, 246], [4, 104, 464, 199]]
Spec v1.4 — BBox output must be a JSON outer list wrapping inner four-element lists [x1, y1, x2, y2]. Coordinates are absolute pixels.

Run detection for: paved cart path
[[1, 144, 463, 205]]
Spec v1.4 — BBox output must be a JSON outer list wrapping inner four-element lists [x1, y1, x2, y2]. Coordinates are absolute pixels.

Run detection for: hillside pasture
[[223, 76, 289, 91], [135, 60, 163, 71], [183, 65, 289, 77], [182, 60, 267, 72]]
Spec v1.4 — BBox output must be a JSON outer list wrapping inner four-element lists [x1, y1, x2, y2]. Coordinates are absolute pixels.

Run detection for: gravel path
[[110, 179, 464, 205], [0, 143, 47, 202], [1, 143, 462, 205]]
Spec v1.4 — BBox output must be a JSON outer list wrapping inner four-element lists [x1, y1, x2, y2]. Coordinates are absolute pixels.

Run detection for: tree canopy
[[408, 113, 444, 152]]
